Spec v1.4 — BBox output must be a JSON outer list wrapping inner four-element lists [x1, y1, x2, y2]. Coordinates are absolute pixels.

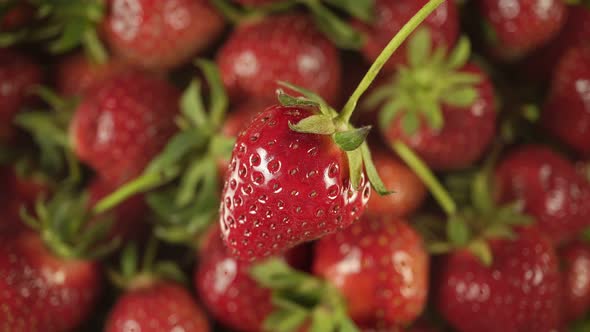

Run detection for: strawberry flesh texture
[[314, 216, 429, 329], [351, 0, 459, 73], [494, 145, 590, 244], [103, 0, 224, 70], [217, 14, 341, 106], [542, 46, 590, 157], [220, 105, 370, 261], [381, 63, 496, 171], [70, 71, 180, 184], [0, 231, 101, 332], [436, 227, 562, 332], [478, 0, 567, 61], [559, 241, 590, 323], [105, 281, 210, 332]]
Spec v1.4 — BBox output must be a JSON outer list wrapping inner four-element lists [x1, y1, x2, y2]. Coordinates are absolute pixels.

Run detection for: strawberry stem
[[392, 141, 457, 216], [338, 0, 445, 123]]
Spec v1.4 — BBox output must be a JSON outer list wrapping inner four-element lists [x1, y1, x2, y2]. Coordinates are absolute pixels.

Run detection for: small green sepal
[[288, 114, 337, 135], [333, 126, 371, 151]]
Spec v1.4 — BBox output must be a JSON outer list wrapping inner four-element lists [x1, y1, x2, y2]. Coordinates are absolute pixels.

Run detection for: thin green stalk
[[392, 141, 456, 216], [338, 0, 445, 123]]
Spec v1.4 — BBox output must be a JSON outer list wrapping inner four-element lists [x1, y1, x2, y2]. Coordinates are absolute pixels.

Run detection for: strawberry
[[219, 104, 371, 261], [0, 48, 42, 141], [478, 0, 567, 61], [351, 0, 459, 73], [366, 148, 427, 218], [70, 71, 181, 184], [0, 1, 34, 31], [216, 14, 342, 105], [368, 32, 497, 171], [56, 53, 130, 97], [559, 241, 590, 323], [314, 215, 429, 329], [494, 145, 590, 244], [542, 45, 590, 157], [435, 226, 562, 332], [103, 0, 224, 70], [0, 230, 102, 331]]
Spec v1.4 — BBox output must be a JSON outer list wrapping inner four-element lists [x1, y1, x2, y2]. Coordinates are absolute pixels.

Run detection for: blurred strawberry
[[0, 1, 34, 31], [559, 241, 590, 323]]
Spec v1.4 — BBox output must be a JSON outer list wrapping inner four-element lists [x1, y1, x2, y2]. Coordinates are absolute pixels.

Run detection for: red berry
[[220, 105, 370, 261], [217, 14, 341, 106], [103, 0, 224, 70], [559, 241, 590, 323], [494, 145, 590, 244], [105, 281, 210, 332], [0, 2, 34, 30], [436, 227, 562, 332], [314, 216, 429, 329], [70, 71, 180, 184]]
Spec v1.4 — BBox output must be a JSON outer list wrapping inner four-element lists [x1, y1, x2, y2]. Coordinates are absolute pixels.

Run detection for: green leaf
[[181, 79, 208, 128], [401, 112, 420, 135], [408, 28, 432, 68], [471, 169, 494, 214], [428, 241, 453, 254], [481, 224, 515, 240], [145, 130, 206, 173], [120, 243, 138, 279], [468, 239, 493, 266], [377, 96, 405, 131], [250, 258, 305, 289], [309, 307, 336, 332], [422, 97, 444, 131], [346, 148, 363, 190], [338, 316, 361, 332], [442, 86, 479, 108], [263, 308, 309, 332], [278, 89, 321, 109], [307, 0, 364, 49], [333, 126, 370, 151], [154, 261, 188, 285], [278, 81, 327, 105], [288, 114, 336, 135], [49, 18, 88, 53], [446, 36, 471, 69], [360, 142, 392, 195], [323, 0, 374, 22], [176, 157, 217, 207], [446, 215, 470, 246], [196, 59, 228, 128]]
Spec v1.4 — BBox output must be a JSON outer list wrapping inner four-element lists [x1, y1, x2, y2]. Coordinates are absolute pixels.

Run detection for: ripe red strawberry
[[219, 104, 370, 261], [56, 53, 130, 97], [366, 148, 427, 218], [542, 45, 590, 157], [436, 227, 562, 332], [494, 145, 590, 244], [559, 241, 590, 323], [351, 0, 459, 73], [314, 215, 429, 329], [478, 0, 567, 61], [0, 49, 42, 141], [216, 14, 341, 105], [103, 0, 224, 70], [70, 71, 180, 184], [105, 281, 210, 332], [0, 230, 102, 331]]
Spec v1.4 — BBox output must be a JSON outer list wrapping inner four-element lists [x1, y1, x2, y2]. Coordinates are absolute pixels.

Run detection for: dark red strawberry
[[216, 14, 341, 105], [105, 281, 210, 332], [542, 45, 590, 157], [436, 227, 562, 332], [220, 104, 370, 261], [70, 71, 180, 184], [366, 148, 427, 218], [0, 49, 42, 141], [559, 241, 590, 323], [494, 145, 590, 244], [351, 0, 459, 73], [56, 53, 130, 97], [0, 1, 34, 31], [103, 0, 224, 70], [478, 0, 567, 61], [314, 215, 429, 329], [0, 230, 102, 331]]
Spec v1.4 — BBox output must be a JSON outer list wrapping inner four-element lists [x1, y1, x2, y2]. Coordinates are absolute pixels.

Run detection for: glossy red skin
[[70, 71, 180, 184], [314, 216, 429, 329], [559, 241, 590, 323], [103, 0, 224, 70], [494, 145, 590, 244], [366, 149, 427, 218], [88, 177, 148, 242], [0, 49, 42, 141], [351, 0, 459, 73], [542, 46, 590, 157], [0, 231, 101, 332], [479, 0, 567, 60], [56, 53, 130, 97], [105, 281, 210, 332], [220, 105, 370, 261], [195, 228, 274, 332], [436, 227, 562, 332], [381, 63, 496, 171], [217, 14, 341, 106]]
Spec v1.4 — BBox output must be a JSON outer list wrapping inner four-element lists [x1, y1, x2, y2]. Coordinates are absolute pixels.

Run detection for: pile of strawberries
[[1, 0, 590, 331]]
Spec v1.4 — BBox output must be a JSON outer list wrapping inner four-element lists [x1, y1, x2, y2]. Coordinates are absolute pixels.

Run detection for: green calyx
[[364, 29, 481, 135], [95, 60, 234, 246], [250, 258, 359, 332]]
